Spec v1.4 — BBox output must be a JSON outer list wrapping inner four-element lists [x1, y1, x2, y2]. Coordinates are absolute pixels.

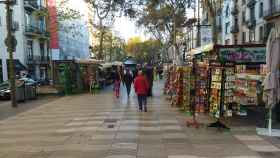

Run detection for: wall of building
[[0, 0, 50, 81], [222, 0, 234, 45], [56, 0, 91, 60], [220, 0, 266, 45], [0, 0, 26, 81]]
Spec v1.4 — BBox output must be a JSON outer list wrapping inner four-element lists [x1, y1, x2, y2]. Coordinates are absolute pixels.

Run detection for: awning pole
[[268, 107, 272, 136]]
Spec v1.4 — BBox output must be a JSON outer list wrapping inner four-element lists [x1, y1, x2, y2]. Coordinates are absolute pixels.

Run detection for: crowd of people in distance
[[112, 64, 163, 112]]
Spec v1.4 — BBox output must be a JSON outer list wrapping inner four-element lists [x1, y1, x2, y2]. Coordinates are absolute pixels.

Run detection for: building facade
[[221, 0, 266, 45], [199, 0, 267, 47], [0, 0, 49, 82], [264, 0, 280, 32], [48, 0, 93, 61]]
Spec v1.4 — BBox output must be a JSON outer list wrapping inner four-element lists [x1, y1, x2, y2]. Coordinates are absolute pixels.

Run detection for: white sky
[[113, 16, 148, 42]]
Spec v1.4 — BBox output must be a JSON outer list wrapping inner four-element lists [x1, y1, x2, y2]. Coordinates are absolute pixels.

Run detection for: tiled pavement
[[0, 82, 279, 158]]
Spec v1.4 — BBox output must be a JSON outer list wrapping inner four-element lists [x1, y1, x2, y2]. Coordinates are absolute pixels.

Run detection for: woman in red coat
[[134, 70, 149, 112]]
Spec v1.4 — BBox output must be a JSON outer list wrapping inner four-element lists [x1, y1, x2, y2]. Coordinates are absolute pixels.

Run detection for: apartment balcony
[[25, 25, 50, 39], [246, 19, 256, 29], [247, 0, 256, 8], [216, 23, 222, 32], [24, 0, 39, 11], [264, 5, 280, 20], [201, 19, 208, 25], [26, 55, 49, 65], [230, 25, 239, 33], [231, 6, 239, 15]]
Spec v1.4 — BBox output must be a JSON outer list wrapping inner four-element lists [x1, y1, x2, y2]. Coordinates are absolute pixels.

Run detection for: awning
[[101, 63, 113, 69], [76, 59, 103, 65], [123, 59, 136, 65], [187, 43, 214, 56], [112, 61, 123, 66]]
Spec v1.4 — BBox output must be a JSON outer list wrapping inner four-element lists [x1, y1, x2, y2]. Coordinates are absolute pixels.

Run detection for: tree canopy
[[125, 37, 162, 63]]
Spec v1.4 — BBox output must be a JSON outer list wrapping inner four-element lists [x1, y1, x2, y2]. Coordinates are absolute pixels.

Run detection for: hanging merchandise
[[172, 67, 185, 107], [209, 62, 235, 119], [164, 65, 177, 101], [182, 66, 194, 111], [194, 62, 209, 113]]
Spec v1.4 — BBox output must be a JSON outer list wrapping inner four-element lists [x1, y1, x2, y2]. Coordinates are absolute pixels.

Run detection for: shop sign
[[219, 47, 266, 64]]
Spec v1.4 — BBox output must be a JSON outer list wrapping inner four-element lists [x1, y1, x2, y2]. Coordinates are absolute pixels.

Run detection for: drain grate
[[104, 119, 118, 123], [107, 124, 115, 128]]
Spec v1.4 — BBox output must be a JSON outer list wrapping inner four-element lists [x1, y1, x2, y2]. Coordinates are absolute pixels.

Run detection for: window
[[242, 11, 246, 24], [38, 17, 45, 32], [225, 5, 230, 17], [225, 22, 230, 34], [234, 35, 238, 44], [27, 40, 33, 60], [249, 30, 256, 42], [242, 32, 246, 43], [225, 39, 230, 45], [259, 26, 264, 42], [259, 2, 263, 18], [250, 7, 255, 20], [40, 42, 45, 60]]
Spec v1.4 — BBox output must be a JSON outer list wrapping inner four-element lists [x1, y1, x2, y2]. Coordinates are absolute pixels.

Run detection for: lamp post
[[0, 0, 17, 108]]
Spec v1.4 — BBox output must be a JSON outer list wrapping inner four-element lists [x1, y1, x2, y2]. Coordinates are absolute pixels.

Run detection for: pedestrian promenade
[[0, 81, 279, 158]]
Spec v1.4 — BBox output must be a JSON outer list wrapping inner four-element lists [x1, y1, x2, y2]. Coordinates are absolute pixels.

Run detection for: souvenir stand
[[219, 45, 266, 115], [208, 44, 266, 130], [208, 61, 235, 129], [185, 44, 214, 128]]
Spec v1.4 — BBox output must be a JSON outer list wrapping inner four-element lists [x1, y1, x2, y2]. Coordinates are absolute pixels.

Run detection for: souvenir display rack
[[182, 66, 193, 111], [172, 67, 185, 107], [164, 66, 176, 101], [234, 65, 265, 115], [194, 62, 209, 113], [208, 61, 235, 129]]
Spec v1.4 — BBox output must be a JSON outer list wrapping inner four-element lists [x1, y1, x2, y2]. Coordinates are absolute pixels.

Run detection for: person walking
[[144, 64, 154, 97], [134, 70, 149, 112], [113, 66, 122, 98], [124, 68, 134, 97]]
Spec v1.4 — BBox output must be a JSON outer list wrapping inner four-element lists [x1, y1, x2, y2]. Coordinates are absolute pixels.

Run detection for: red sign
[[47, 0, 59, 49]]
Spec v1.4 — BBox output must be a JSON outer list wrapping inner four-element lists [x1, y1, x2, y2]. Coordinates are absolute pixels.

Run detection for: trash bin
[[16, 84, 25, 102], [25, 84, 37, 100]]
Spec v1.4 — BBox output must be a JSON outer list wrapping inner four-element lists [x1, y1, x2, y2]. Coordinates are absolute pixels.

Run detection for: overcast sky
[[113, 16, 148, 42]]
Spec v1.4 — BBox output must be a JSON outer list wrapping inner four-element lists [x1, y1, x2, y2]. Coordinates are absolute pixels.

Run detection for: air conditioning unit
[[12, 21, 19, 32]]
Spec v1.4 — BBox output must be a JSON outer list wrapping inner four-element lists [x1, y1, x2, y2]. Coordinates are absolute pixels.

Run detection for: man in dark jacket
[[123, 68, 134, 97], [144, 64, 154, 97], [134, 70, 149, 112]]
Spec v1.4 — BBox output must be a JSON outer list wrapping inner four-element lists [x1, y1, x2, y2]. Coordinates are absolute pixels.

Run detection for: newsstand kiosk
[[208, 44, 266, 130]]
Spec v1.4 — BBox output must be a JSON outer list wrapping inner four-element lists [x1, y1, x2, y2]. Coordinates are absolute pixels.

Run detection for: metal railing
[[231, 6, 239, 15], [246, 19, 256, 29], [230, 25, 239, 33], [25, 25, 49, 37], [24, 0, 39, 9], [27, 55, 49, 65], [247, 0, 256, 8], [25, 25, 38, 33]]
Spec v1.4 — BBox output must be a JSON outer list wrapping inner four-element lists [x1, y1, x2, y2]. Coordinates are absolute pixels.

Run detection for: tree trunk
[[211, 16, 218, 44], [99, 27, 105, 60], [109, 35, 113, 61]]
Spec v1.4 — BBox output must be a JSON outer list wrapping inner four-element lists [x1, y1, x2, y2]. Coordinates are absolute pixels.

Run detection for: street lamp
[[0, 0, 17, 108]]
